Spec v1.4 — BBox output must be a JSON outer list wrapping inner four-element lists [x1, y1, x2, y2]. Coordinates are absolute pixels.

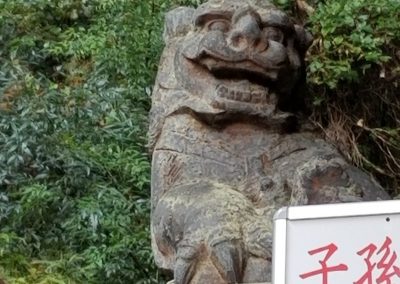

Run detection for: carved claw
[[152, 182, 275, 283], [209, 239, 245, 283], [174, 244, 198, 284]]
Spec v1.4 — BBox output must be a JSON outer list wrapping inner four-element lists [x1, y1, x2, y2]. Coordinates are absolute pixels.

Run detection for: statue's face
[[171, 0, 310, 115]]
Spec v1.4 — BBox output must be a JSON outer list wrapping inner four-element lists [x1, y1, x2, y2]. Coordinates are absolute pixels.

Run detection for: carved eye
[[263, 27, 285, 43], [207, 20, 231, 32]]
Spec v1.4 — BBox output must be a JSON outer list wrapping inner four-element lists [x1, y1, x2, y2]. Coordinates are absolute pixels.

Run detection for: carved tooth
[[229, 90, 235, 100], [251, 93, 262, 104], [235, 91, 243, 101], [217, 85, 228, 98], [257, 93, 266, 103], [242, 92, 251, 102]]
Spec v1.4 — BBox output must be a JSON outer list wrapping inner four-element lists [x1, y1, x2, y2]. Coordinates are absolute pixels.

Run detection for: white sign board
[[272, 200, 400, 284]]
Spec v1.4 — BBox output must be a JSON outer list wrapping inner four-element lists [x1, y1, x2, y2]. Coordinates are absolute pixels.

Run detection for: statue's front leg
[[152, 182, 273, 284], [289, 155, 389, 206]]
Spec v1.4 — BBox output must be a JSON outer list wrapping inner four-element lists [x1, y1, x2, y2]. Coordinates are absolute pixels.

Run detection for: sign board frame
[[272, 199, 400, 284]]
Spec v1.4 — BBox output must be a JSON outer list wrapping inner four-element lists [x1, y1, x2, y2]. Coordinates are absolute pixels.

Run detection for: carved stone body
[[149, 1, 389, 283]]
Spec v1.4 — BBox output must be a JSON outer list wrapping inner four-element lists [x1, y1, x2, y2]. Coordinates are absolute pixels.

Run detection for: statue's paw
[[174, 243, 198, 284], [174, 238, 246, 283], [153, 183, 274, 283], [173, 238, 245, 284], [209, 239, 245, 283]]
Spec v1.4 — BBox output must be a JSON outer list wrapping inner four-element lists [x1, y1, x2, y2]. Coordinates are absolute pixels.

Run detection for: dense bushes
[[306, 0, 400, 193], [0, 0, 398, 283], [0, 0, 173, 283], [309, 0, 400, 87], [276, 0, 399, 193]]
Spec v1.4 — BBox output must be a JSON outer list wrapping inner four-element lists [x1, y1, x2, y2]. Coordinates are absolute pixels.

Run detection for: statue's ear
[[294, 25, 313, 54], [164, 7, 196, 43]]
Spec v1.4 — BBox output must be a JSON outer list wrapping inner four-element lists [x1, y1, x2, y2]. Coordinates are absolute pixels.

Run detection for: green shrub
[[309, 0, 400, 88], [0, 0, 174, 283], [306, 0, 400, 192]]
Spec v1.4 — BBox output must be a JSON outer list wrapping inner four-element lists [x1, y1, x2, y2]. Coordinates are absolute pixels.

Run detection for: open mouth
[[198, 55, 279, 87], [211, 67, 277, 89], [192, 54, 279, 105]]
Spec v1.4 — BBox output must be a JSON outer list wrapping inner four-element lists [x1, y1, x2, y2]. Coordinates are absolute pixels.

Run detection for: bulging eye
[[207, 20, 230, 32], [263, 27, 284, 43]]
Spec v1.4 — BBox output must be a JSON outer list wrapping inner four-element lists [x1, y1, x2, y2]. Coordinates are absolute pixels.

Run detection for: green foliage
[[308, 0, 400, 88], [0, 0, 186, 282], [304, 0, 400, 191]]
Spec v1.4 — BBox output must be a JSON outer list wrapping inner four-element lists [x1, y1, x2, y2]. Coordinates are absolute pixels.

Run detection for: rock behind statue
[[148, 0, 390, 283]]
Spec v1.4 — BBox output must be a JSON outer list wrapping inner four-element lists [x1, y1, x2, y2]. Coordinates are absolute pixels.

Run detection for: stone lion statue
[[148, 0, 389, 283]]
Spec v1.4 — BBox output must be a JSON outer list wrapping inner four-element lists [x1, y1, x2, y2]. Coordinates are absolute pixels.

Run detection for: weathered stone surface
[[149, 0, 390, 283]]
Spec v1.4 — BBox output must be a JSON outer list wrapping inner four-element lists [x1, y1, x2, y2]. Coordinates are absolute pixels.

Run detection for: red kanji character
[[376, 237, 400, 283], [300, 243, 348, 284], [354, 243, 377, 284], [355, 236, 400, 284]]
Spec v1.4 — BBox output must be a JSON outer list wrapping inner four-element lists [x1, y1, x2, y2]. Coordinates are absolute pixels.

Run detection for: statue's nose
[[228, 14, 267, 52]]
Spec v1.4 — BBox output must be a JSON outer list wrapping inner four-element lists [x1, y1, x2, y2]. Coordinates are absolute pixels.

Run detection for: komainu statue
[[148, 0, 389, 282]]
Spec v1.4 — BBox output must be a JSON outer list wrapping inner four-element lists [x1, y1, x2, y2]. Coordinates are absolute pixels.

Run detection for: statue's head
[[149, 0, 312, 148]]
